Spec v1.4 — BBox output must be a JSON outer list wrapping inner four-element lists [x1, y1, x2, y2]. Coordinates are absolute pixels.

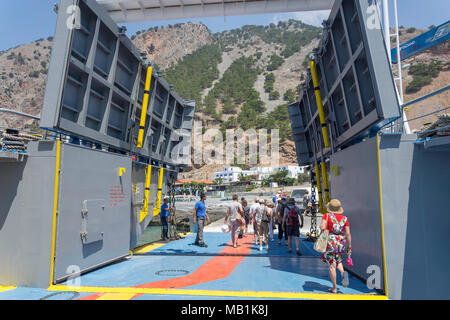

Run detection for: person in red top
[[319, 199, 352, 293]]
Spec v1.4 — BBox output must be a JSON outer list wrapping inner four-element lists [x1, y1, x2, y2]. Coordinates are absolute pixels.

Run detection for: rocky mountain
[[131, 22, 213, 70], [0, 22, 448, 179], [0, 38, 52, 130]]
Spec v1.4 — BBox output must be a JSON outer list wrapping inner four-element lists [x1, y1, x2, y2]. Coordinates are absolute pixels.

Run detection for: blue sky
[[0, 0, 448, 51]]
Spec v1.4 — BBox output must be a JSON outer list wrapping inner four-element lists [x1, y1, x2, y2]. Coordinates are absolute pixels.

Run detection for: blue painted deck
[[0, 232, 380, 300]]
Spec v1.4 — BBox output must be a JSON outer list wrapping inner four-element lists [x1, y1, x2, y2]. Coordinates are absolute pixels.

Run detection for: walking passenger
[[250, 197, 260, 244], [225, 194, 244, 248], [319, 199, 352, 293], [241, 199, 250, 234], [266, 201, 275, 244], [276, 197, 288, 246], [256, 199, 270, 251], [303, 191, 310, 215], [160, 197, 170, 241], [193, 193, 210, 247], [282, 198, 303, 256]]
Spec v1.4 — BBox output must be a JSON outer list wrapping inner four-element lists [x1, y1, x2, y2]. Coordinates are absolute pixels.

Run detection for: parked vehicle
[[290, 187, 311, 211]]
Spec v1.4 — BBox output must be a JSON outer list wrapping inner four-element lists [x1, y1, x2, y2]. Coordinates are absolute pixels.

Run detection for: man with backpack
[[276, 197, 288, 246], [282, 198, 304, 256]]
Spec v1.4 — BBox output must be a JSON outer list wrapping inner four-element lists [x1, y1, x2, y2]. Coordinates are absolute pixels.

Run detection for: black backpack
[[287, 206, 299, 226]]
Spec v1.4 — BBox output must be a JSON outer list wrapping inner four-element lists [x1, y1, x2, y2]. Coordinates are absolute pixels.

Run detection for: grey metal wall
[[379, 134, 450, 300], [53, 142, 132, 282], [329, 133, 450, 299], [0, 141, 57, 287], [329, 136, 385, 292]]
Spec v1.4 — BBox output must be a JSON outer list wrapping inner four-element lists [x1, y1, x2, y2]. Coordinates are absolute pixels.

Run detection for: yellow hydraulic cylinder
[[137, 66, 153, 149], [320, 162, 330, 204], [310, 60, 330, 148], [315, 164, 325, 214], [153, 167, 164, 216], [139, 165, 152, 223]]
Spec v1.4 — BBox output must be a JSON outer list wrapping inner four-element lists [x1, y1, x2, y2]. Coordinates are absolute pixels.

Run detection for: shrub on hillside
[[29, 71, 40, 78], [405, 75, 432, 93], [269, 90, 280, 100], [267, 54, 284, 71], [264, 73, 275, 92], [283, 89, 296, 103], [409, 61, 443, 78], [405, 61, 443, 93]]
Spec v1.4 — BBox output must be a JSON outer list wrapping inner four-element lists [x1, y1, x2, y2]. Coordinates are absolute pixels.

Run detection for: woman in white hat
[[319, 199, 352, 293]]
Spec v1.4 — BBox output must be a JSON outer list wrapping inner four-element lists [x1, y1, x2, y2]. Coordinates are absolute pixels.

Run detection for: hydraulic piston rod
[[139, 164, 152, 223], [315, 163, 324, 213], [154, 167, 164, 216], [320, 161, 330, 205], [310, 59, 330, 148], [137, 66, 153, 149]]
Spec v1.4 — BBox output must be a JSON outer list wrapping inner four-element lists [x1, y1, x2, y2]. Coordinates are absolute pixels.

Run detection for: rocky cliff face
[[0, 39, 52, 130], [131, 22, 213, 70]]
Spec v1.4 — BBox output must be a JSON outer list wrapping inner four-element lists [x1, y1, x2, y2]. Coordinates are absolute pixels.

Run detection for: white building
[[214, 164, 305, 183], [213, 167, 254, 184], [274, 163, 305, 178], [249, 166, 275, 180], [250, 163, 305, 180]]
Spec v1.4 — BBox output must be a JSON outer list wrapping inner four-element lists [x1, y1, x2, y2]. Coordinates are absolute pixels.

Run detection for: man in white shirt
[[250, 197, 260, 245], [225, 194, 244, 248]]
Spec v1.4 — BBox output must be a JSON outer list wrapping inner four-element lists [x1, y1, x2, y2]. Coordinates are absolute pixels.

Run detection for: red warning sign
[[109, 185, 125, 207]]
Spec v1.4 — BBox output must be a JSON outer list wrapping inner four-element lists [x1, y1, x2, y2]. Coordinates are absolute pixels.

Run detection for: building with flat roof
[[213, 167, 254, 183], [213, 164, 306, 183]]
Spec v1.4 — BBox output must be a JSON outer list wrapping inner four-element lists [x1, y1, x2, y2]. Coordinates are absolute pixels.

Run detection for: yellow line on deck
[[47, 285, 387, 300], [133, 243, 166, 254], [0, 286, 16, 293], [132, 233, 193, 254], [96, 293, 137, 300]]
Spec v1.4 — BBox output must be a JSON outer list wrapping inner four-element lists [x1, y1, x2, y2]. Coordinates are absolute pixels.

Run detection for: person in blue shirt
[[193, 193, 210, 247], [160, 197, 171, 241]]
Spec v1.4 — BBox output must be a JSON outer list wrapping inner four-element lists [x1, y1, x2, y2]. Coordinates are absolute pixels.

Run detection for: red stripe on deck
[[78, 234, 253, 300]]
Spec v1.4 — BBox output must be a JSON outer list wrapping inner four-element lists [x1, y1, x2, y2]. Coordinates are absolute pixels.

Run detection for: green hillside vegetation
[[264, 73, 275, 92], [283, 89, 296, 103], [217, 20, 322, 59], [260, 104, 293, 142], [203, 56, 262, 119], [267, 54, 284, 71], [405, 61, 445, 93], [269, 90, 280, 100], [163, 44, 223, 103], [154, 20, 321, 144]]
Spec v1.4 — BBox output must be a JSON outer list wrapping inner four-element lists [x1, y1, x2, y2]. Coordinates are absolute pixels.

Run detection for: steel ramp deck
[[0, 233, 384, 300]]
